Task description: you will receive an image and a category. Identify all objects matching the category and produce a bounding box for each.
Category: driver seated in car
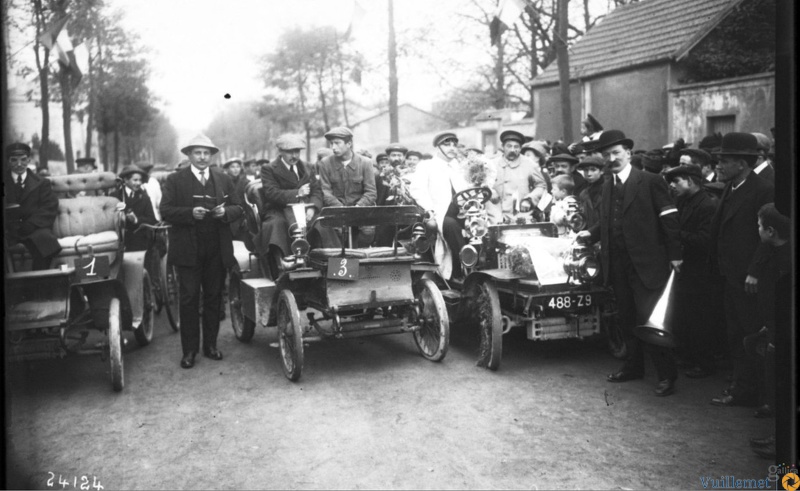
[486,130,547,224]
[257,134,323,276]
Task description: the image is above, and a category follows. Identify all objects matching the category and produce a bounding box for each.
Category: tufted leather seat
[49,172,118,199]
[308,246,413,261]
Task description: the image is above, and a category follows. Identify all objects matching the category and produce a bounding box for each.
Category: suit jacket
[578,178,604,230]
[160,166,243,268]
[110,186,158,251]
[675,189,717,272]
[588,165,682,289]
[753,161,775,184]
[709,171,774,284]
[261,157,323,217]
[4,170,61,257]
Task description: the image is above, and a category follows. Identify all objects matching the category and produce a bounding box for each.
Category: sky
[109,0,464,142]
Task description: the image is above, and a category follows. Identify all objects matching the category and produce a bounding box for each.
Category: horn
[634,270,678,348]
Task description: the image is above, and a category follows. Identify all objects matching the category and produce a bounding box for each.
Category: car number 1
[547,294,592,309]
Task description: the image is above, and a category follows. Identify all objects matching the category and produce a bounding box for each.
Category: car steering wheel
[453,187,492,208]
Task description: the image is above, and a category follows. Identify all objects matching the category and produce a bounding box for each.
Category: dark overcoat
[160,166,242,268]
[110,186,157,251]
[3,170,61,258]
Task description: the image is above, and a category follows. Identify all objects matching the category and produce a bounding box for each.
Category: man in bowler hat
[4,142,61,270]
[577,130,682,396]
[160,135,243,368]
[708,132,774,406]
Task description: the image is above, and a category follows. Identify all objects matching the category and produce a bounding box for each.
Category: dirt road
[6,311,773,490]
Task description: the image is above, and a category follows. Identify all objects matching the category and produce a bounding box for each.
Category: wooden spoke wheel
[229,270,256,343]
[108,298,124,392]
[133,270,155,346]
[413,278,450,362]
[277,290,304,381]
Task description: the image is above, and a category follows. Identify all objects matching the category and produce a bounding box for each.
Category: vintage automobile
[227,181,449,381]
[4,172,157,391]
[438,187,621,370]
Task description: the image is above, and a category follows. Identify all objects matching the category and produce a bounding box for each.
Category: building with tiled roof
[530,0,775,151]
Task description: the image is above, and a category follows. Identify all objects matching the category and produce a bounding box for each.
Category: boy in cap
[111,164,158,251]
[4,142,61,270]
[258,134,323,279]
[663,164,723,379]
[576,155,605,230]
[161,135,243,368]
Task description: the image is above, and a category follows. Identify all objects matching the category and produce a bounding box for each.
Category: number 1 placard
[326,257,359,281]
[73,255,111,280]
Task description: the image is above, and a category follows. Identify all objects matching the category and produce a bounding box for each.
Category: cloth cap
[6,142,32,157]
[376,153,389,163]
[406,150,423,159]
[385,143,408,155]
[499,130,525,145]
[276,134,306,151]
[432,132,458,147]
[76,157,97,168]
[181,134,219,156]
[577,155,605,170]
[664,163,702,181]
[324,127,353,141]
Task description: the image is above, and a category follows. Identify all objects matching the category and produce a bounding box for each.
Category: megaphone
[634,270,678,348]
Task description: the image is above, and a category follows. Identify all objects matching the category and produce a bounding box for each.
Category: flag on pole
[38,16,82,88]
[490,0,528,46]
[344,0,367,40]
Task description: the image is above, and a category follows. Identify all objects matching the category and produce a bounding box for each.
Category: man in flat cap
[257,134,323,279]
[316,126,377,247]
[708,132,773,407]
[487,129,547,223]
[408,131,471,279]
[110,164,158,251]
[663,164,723,379]
[576,130,682,396]
[548,153,587,197]
[160,134,243,369]
[4,142,61,270]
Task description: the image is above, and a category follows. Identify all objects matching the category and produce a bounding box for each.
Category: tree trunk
[113,129,120,172]
[494,37,505,109]
[556,0,573,143]
[583,0,591,32]
[32,0,50,170]
[60,68,75,173]
[387,0,399,142]
[333,33,350,127]
[316,67,330,131]
[85,41,94,159]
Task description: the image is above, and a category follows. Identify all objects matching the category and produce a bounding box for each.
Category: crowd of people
[3,112,788,459]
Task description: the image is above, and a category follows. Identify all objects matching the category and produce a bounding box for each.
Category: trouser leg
[178,264,202,355]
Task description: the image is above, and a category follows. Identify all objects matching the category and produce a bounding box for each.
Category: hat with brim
[324,127,353,141]
[664,164,702,181]
[433,132,458,147]
[6,142,32,156]
[243,159,257,167]
[406,150,423,159]
[499,130,525,145]
[679,148,712,166]
[376,153,389,163]
[577,155,605,170]
[276,134,306,151]
[385,143,408,155]
[223,159,243,169]
[546,153,579,166]
[595,130,634,153]
[521,140,549,158]
[76,157,97,169]
[583,113,603,133]
[181,134,219,156]
[712,132,760,157]
[119,164,147,180]
[255,159,270,166]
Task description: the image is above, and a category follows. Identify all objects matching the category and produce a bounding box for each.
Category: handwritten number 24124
[46,472,103,490]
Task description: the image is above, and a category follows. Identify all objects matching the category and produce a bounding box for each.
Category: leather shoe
[607,369,644,383]
[710,394,758,407]
[749,435,775,448]
[654,379,676,397]
[203,346,223,360]
[180,352,197,369]
[753,404,773,418]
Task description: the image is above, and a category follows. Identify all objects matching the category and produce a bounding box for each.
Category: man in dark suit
[160,135,243,369]
[4,142,61,270]
[257,134,323,279]
[577,130,682,396]
[110,164,157,252]
[663,164,722,379]
[708,132,774,407]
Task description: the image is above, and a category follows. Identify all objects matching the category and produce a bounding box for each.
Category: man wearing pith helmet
[487,129,547,223]
[576,129,682,397]
[257,134,323,279]
[408,131,471,279]
[160,134,243,369]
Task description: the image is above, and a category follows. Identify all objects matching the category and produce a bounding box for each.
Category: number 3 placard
[327,257,359,281]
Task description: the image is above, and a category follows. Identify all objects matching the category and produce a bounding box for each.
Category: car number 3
[548,294,591,309]
[337,259,347,277]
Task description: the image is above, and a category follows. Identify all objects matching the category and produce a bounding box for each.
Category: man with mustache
[487,130,547,223]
